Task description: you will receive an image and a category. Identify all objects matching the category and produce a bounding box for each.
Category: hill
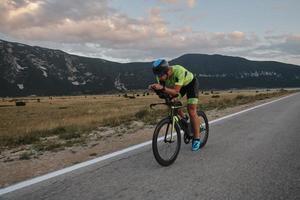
[1,39,300,97]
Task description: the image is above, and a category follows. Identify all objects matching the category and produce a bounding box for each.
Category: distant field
[0,89,295,149]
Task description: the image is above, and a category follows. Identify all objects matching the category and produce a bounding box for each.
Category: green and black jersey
[156,65,194,87]
[156,65,199,104]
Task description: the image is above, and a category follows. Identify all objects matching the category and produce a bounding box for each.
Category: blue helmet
[152,59,169,76]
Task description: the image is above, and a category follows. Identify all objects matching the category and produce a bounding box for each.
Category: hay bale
[16,101,26,106]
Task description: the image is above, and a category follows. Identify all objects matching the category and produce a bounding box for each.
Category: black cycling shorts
[179,77,199,104]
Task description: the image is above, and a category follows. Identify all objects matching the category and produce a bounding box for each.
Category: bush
[43,142,63,152]
[211,95,220,98]
[58,106,68,109]
[102,115,132,127]
[135,109,150,119]
[134,108,166,125]
[59,131,81,140]
[19,152,31,160]
[235,95,245,100]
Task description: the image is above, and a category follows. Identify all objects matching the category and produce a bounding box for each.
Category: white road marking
[209,93,297,124]
[0,92,298,195]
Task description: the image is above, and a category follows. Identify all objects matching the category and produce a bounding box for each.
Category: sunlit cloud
[187,0,196,8]
[8,1,41,18]
[0,0,299,64]
[159,0,196,8]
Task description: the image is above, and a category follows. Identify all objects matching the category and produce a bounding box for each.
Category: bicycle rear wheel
[198,110,209,148]
[152,117,181,166]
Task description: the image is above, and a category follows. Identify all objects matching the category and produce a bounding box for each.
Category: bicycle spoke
[156,122,179,162]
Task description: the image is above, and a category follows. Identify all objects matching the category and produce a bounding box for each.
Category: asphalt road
[2,93,300,200]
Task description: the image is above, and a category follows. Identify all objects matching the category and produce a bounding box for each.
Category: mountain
[170,54,300,89]
[1,39,300,97]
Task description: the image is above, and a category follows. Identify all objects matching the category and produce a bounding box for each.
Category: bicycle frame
[151,101,185,143]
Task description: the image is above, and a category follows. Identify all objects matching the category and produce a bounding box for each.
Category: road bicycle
[150,90,209,166]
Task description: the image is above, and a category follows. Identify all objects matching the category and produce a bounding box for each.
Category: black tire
[197,111,209,148]
[152,117,181,166]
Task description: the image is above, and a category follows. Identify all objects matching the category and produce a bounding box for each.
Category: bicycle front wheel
[152,117,181,166]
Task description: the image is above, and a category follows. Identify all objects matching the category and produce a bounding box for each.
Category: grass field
[0,89,295,150]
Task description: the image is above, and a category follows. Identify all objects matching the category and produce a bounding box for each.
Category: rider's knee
[188,108,197,118]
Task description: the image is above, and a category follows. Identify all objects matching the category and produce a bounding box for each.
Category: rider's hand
[148,84,154,90]
[149,84,163,91]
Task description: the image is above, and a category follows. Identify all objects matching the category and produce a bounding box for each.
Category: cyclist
[149,59,201,151]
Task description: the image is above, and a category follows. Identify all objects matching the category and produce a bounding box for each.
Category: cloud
[0,0,112,30]
[276,35,300,55]
[227,34,300,65]
[160,0,179,3]
[186,0,196,8]
[1,0,299,65]
[0,1,257,48]
[159,0,196,8]
[262,34,300,55]
[0,1,259,61]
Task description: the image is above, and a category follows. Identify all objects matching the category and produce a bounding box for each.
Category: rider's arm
[149,83,180,97]
[163,85,181,97]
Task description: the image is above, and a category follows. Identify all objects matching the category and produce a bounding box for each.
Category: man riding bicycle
[149,59,202,151]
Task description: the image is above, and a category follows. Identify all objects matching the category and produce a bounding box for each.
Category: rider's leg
[187,103,200,139]
[177,88,186,119]
[184,77,201,151]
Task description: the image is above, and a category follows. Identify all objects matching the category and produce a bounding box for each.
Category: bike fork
[164,116,178,143]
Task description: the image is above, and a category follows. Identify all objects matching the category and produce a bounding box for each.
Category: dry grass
[0,89,295,149]
[0,94,159,148]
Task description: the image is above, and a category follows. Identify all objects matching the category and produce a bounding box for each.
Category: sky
[0,0,300,65]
